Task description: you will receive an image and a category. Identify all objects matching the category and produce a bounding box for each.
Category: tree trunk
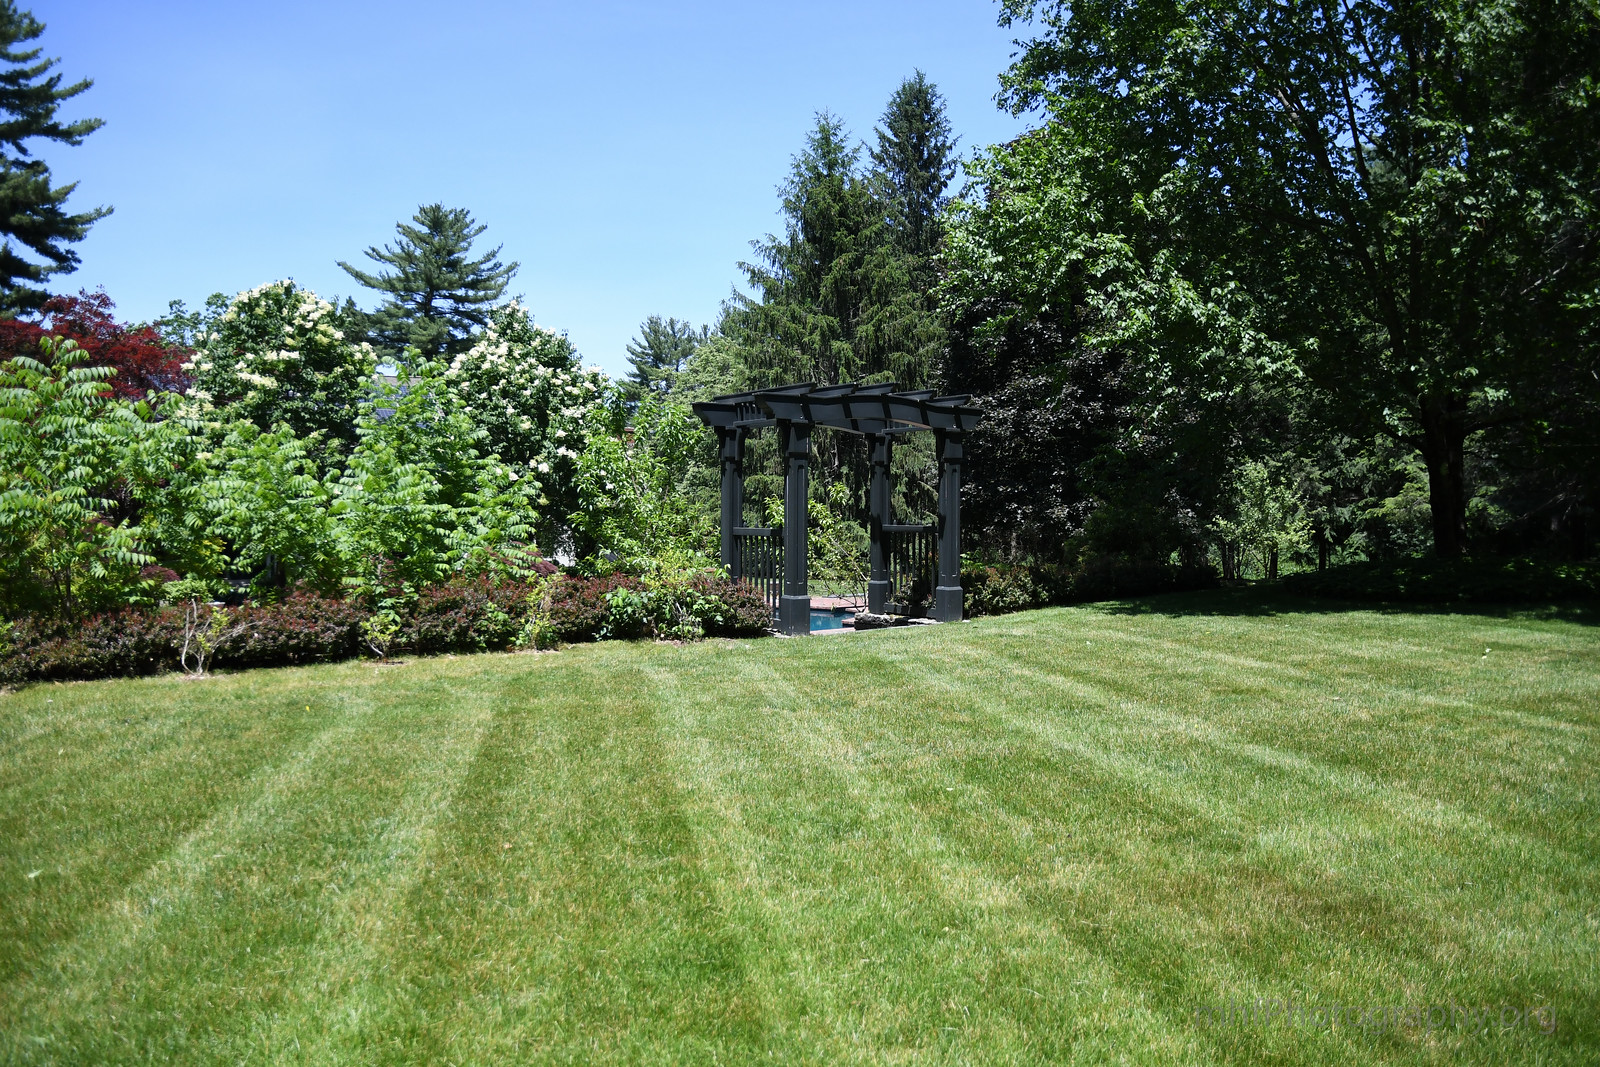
[1419,392,1469,558]
[1563,504,1589,561]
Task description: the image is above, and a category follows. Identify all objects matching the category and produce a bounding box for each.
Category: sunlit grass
[2,590,1595,1065]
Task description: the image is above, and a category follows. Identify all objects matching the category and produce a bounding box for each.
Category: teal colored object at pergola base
[810,608,854,632]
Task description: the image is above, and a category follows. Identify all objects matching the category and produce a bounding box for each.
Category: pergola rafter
[693,382,981,635]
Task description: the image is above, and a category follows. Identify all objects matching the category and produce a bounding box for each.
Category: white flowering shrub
[446,301,612,541]
[184,281,373,455]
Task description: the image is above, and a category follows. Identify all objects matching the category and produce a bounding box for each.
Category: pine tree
[0,1,109,316]
[869,71,957,264]
[338,204,517,359]
[622,315,705,405]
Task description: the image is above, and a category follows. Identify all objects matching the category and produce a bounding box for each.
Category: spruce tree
[869,71,957,263]
[622,315,705,405]
[339,204,517,359]
[733,113,888,387]
[729,109,948,391]
[0,1,109,316]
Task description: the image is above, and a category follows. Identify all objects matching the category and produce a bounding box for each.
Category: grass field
[2,590,1596,1065]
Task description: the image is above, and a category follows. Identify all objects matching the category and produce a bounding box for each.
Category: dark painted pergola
[692,383,981,636]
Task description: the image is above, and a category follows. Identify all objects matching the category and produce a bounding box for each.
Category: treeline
[633,4,1599,582]
[2,0,1597,650]
[939,0,1599,574]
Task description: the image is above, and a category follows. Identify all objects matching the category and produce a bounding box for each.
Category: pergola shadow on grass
[693,383,982,635]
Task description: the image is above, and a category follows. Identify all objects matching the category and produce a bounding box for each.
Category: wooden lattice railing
[884,523,936,614]
[734,527,782,612]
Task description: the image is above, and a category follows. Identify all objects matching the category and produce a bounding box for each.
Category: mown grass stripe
[367,647,766,1065]
[639,639,1200,1064]
[0,673,337,992]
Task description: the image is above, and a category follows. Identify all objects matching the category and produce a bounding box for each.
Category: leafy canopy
[0,290,190,399]
[571,397,714,573]
[981,0,1600,557]
[0,339,151,619]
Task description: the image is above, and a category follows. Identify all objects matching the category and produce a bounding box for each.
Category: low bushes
[405,579,538,654]
[963,563,1043,617]
[688,573,772,637]
[534,572,771,644]
[539,573,647,643]
[0,608,185,684]
[1,570,773,688]
[0,592,368,686]
[219,593,369,668]
[958,552,1598,619]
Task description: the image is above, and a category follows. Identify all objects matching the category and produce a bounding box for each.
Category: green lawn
[2,591,1596,1065]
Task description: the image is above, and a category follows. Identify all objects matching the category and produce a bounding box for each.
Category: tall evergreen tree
[623,315,705,405]
[729,112,934,389]
[870,71,957,264]
[339,204,517,359]
[0,1,109,316]
[727,110,952,517]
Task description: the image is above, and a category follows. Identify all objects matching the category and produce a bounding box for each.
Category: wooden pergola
[692,383,982,635]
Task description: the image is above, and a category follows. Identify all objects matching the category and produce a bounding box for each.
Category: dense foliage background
[0,1,1594,683]
[943,0,1599,574]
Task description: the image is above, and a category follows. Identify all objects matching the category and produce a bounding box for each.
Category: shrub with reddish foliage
[404,578,538,654]
[214,592,367,669]
[0,290,190,399]
[0,592,366,685]
[0,571,770,687]
[540,574,646,643]
[689,573,773,636]
[0,608,185,684]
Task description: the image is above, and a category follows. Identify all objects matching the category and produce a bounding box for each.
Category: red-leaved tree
[0,289,191,399]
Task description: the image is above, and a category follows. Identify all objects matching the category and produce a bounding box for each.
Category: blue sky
[30,1,1032,377]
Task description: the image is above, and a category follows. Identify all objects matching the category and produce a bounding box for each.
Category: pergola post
[778,421,811,635]
[716,426,745,578]
[867,433,892,613]
[933,430,965,622]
